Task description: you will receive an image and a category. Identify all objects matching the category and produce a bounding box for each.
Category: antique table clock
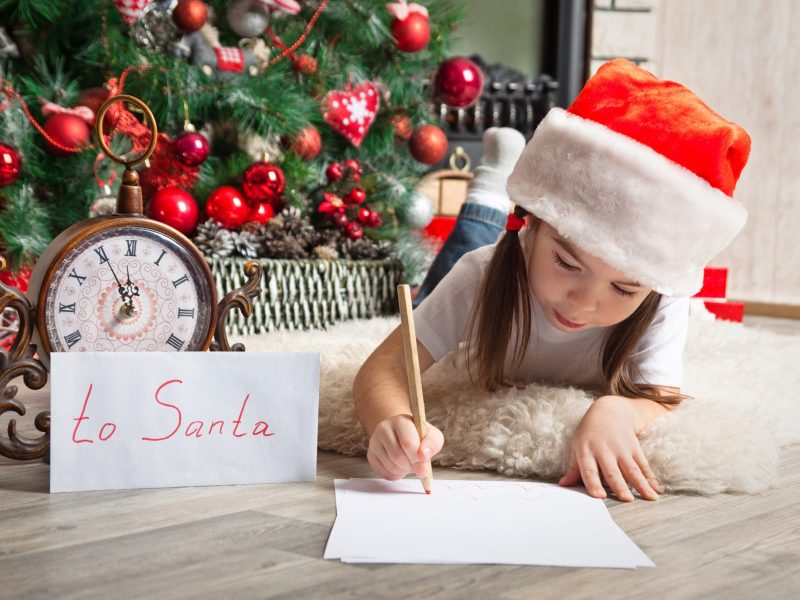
[0,95,262,461]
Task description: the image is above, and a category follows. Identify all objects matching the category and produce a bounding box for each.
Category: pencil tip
[426,490,431,495]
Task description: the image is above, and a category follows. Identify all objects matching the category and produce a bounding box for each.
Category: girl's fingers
[368,447,401,480]
[619,457,659,501]
[576,453,607,499]
[419,425,444,460]
[558,451,581,486]
[596,453,634,502]
[633,451,665,494]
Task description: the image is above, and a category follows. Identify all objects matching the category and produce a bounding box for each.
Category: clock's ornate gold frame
[0,95,263,462]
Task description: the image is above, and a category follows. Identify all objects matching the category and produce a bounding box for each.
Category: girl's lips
[554,309,584,329]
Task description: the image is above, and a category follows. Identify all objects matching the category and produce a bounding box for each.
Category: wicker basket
[210,256,405,335]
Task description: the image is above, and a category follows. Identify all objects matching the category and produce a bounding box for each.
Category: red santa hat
[506,59,751,296]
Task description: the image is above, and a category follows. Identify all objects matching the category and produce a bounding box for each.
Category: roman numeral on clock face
[172,274,189,288]
[166,334,185,351]
[94,246,110,264]
[68,268,86,286]
[125,240,138,256]
[59,302,76,313]
[178,308,195,318]
[154,250,167,266]
[64,330,82,348]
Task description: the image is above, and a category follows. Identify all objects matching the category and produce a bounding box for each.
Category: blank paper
[325,478,654,568]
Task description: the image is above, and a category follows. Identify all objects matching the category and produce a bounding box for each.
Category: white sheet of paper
[325,479,654,568]
[50,352,319,493]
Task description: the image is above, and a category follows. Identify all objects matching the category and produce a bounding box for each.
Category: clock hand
[119,265,140,316]
[107,261,124,294]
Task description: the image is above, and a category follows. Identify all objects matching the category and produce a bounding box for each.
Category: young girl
[353,59,751,502]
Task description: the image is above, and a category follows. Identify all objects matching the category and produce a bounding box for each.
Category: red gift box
[423,216,457,251]
[703,300,745,323]
[694,266,728,299]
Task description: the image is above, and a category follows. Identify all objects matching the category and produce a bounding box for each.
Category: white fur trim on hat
[506,108,748,296]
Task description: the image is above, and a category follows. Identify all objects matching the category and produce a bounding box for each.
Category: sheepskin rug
[235,317,800,495]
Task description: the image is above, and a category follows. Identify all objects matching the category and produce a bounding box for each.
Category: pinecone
[193,219,235,258]
[313,244,339,260]
[232,230,260,259]
[261,207,318,259]
[337,237,394,260]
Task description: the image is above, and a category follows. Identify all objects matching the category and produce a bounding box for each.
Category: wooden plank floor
[1,315,799,599]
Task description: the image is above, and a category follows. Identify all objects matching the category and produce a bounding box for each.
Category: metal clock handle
[94,95,158,216]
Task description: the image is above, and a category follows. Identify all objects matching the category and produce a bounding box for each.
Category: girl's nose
[567,284,598,313]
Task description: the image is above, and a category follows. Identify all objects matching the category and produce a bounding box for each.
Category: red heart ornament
[322,82,380,148]
[113,0,152,27]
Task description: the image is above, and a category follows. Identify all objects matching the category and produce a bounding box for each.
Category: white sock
[465,127,527,214]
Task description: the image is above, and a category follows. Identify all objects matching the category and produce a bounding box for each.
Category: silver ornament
[404,192,435,229]
[227,0,270,38]
[131,0,182,53]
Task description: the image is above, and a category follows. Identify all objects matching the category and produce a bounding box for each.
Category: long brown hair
[465,212,683,405]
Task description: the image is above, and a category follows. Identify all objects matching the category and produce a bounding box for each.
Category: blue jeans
[414,203,506,306]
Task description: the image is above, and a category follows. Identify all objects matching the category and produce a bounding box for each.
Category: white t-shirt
[413,230,689,390]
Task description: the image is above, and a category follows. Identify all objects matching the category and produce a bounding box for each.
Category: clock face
[40,225,214,353]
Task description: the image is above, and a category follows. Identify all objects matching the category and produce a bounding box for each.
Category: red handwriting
[141,379,183,442]
[70,379,277,444]
[72,384,118,443]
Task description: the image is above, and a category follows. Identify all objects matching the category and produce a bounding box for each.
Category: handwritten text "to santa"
[71,379,276,444]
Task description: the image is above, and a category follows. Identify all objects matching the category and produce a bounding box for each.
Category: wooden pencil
[397,284,433,494]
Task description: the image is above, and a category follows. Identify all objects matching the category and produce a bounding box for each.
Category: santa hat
[506,59,751,297]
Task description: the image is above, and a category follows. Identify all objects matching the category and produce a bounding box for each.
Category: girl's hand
[367,415,444,481]
[558,396,665,501]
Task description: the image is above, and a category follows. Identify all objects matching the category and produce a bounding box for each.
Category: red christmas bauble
[331,211,349,228]
[293,54,318,76]
[286,126,322,160]
[343,158,361,179]
[391,12,430,52]
[434,56,484,109]
[0,143,22,187]
[249,202,275,225]
[174,131,210,167]
[146,187,199,235]
[356,206,371,224]
[205,186,250,229]
[345,221,363,240]
[242,162,286,204]
[391,113,412,141]
[366,210,383,228]
[326,162,344,182]
[172,0,208,33]
[345,186,366,205]
[409,124,448,165]
[43,114,91,155]
[77,87,110,116]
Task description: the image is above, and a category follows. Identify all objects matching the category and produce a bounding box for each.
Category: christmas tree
[0,0,468,280]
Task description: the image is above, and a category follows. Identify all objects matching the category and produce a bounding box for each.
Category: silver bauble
[227,0,270,38]
[404,192,435,229]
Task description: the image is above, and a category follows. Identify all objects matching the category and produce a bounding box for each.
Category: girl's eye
[552,252,579,272]
[612,285,638,299]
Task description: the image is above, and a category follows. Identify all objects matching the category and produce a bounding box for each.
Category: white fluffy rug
[235,317,800,495]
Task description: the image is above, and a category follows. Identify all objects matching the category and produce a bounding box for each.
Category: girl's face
[529,221,652,332]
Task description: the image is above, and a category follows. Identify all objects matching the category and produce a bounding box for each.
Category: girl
[353,59,751,502]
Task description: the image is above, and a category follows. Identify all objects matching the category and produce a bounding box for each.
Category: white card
[50,352,320,493]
